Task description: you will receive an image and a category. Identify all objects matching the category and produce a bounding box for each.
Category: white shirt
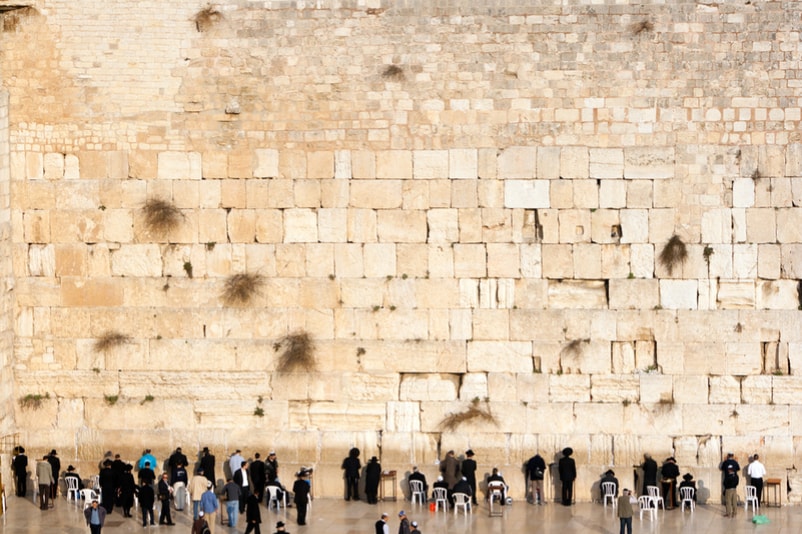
[229,453,245,477]
[747,460,766,479]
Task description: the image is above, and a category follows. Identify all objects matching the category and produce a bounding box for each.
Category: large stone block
[589,148,623,179]
[413,150,448,179]
[376,151,412,179]
[624,147,674,179]
[450,148,477,179]
[590,375,639,403]
[503,180,550,208]
[560,147,589,179]
[548,280,606,309]
[467,341,533,372]
[498,146,536,178]
[609,279,659,310]
[399,374,459,401]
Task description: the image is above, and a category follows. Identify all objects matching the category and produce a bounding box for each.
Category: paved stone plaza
[2,495,802,534]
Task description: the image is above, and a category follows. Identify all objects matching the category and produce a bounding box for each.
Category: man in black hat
[47,449,61,499]
[273,520,288,534]
[461,450,477,505]
[12,446,28,497]
[558,447,576,506]
[65,464,84,491]
[200,447,216,486]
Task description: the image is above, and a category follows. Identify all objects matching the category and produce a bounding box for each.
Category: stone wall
[2,0,802,501]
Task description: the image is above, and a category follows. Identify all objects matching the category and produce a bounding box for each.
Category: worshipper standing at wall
[342,447,362,501]
[365,456,382,505]
[747,453,767,505]
[47,449,60,500]
[12,446,28,497]
[99,460,116,514]
[640,453,658,496]
[558,447,576,506]
[251,453,267,503]
[119,464,136,518]
[200,447,216,487]
[84,499,107,534]
[616,489,633,534]
[660,457,680,509]
[723,466,739,518]
[36,454,54,510]
[719,453,740,503]
[526,453,546,505]
[460,450,478,505]
[138,449,157,472]
[265,452,279,485]
[292,470,311,526]
[229,450,245,479]
[223,477,241,527]
[439,450,460,490]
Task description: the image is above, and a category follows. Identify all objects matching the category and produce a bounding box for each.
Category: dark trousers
[15,474,26,497]
[753,478,763,504]
[619,517,632,534]
[239,486,251,513]
[345,477,359,500]
[38,484,50,509]
[296,500,308,525]
[142,507,154,526]
[561,480,573,505]
[50,482,58,499]
[467,477,477,504]
[159,500,172,524]
[244,521,262,534]
[661,479,677,508]
[89,524,102,534]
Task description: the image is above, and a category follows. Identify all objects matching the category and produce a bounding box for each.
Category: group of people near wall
[11,445,311,534]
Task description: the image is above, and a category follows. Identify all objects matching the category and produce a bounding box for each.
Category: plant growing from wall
[19,392,50,410]
[438,398,497,432]
[93,331,132,353]
[658,235,688,275]
[143,198,183,235]
[222,272,265,305]
[183,261,194,278]
[274,331,316,372]
[382,65,405,81]
[104,395,119,406]
[194,6,222,32]
[630,19,654,35]
[703,245,714,267]
[140,395,154,405]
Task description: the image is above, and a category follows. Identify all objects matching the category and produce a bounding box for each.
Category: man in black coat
[234,461,253,514]
[250,453,267,503]
[168,447,189,481]
[12,446,28,497]
[526,453,546,504]
[460,450,477,505]
[244,493,262,534]
[200,447,216,486]
[365,456,382,504]
[341,447,361,501]
[99,460,116,514]
[292,471,311,526]
[136,479,156,526]
[660,457,680,509]
[158,472,175,525]
[641,453,658,496]
[408,466,428,502]
[558,447,576,506]
[47,449,61,499]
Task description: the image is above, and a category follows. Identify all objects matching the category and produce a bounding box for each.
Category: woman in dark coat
[243,493,262,534]
[341,447,361,501]
[364,456,382,505]
[119,464,136,518]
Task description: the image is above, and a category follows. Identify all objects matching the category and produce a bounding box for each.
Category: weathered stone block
[590,375,639,402]
[376,151,412,179]
[503,180,549,208]
[560,147,588,179]
[624,147,674,179]
[350,180,402,209]
[449,148,477,179]
[413,150,448,179]
[549,375,590,403]
[548,280,606,309]
[498,146,536,178]
[589,148,623,179]
[400,374,459,401]
[467,341,533,373]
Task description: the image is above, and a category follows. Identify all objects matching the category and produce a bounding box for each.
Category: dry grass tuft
[143,198,183,234]
[382,65,405,81]
[438,398,497,432]
[275,331,316,372]
[630,19,654,35]
[659,235,688,275]
[222,272,265,305]
[93,331,132,353]
[19,392,50,410]
[194,6,222,32]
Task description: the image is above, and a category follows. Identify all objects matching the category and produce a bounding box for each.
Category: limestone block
[377,210,427,243]
[449,149,477,179]
[427,209,458,243]
[413,150,448,179]
[590,375,639,402]
[514,373,550,404]
[282,209,317,243]
[746,208,776,243]
[472,309,509,340]
[624,147,674,179]
[548,280,606,309]
[400,374,459,401]
[459,373,488,401]
[487,243,520,278]
[316,208,346,243]
[708,376,740,404]
[590,210,620,244]
[50,210,104,243]
[599,181,626,209]
[485,372,516,402]
[716,280,754,309]
[339,278,383,308]
[550,180,572,209]
[780,244,802,278]
[503,180,549,208]
[659,280,697,310]
[519,244,542,279]
[757,244,780,279]
[294,180,321,208]
[498,146,536,178]
[305,151,333,179]
[536,146,560,179]
[333,150,351,180]
[629,244,654,278]
[772,376,802,404]
[741,375,772,404]
[681,404,734,436]
[350,180,402,209]
[457,208,481,243]
[452,180,478,208]
[756,280,798,309]
[291,401,386,431]
[700,208,730,244]
[23,210,49,244]
[351,151,375,179]
[725,342,761,375]
[347,209,377,244]
[619,209,648,243]
[786,144,802,177]
[628,181,654,209]
[560,339,611,375]
[413,278,458,309]
[478,180,504,208]
[732,178,755,208]
[107,244,162,277]
[612,342,636,374]
[558,209,591,243]
[428,244,453,278]
[453,244,486,278]
[560,147,589,179]
[252,148,279,178]
[734,405,790,437]
[43,152,64,180]
[572,244,601,279]
[776,208,802,243]
[361,243,394,278]
[609,279,659,310]
[376,151,412,179]
[732,244,757,278]
[28,244,55,277]
[639,374,672,404]
[541,244,573,279]
[359,340,466,373]
[589,148,623,179]
[671,374,708,404]
[467,341,533,373]
[574,404,624,435]
[386,402,421,432]
[537,209,559,243]
[549,375,590,403]
[375,309,428,340]
[278,151,307,180]
[157,151,201,180]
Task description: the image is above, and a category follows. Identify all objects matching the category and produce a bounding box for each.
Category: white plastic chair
[267,485,286,510]
[409,480,425,504]
[646,485,665,510]
[433,487,448,512]
[488,482,505,516]
[602,482,617,508]
[79,489,100,510]
[679,486,695,512]
[453,492,471,515]
[745,485,759,514]
[638,495,655,520]
[65,477,80,501]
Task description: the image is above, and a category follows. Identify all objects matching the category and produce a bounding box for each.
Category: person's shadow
[697,480,710,504]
